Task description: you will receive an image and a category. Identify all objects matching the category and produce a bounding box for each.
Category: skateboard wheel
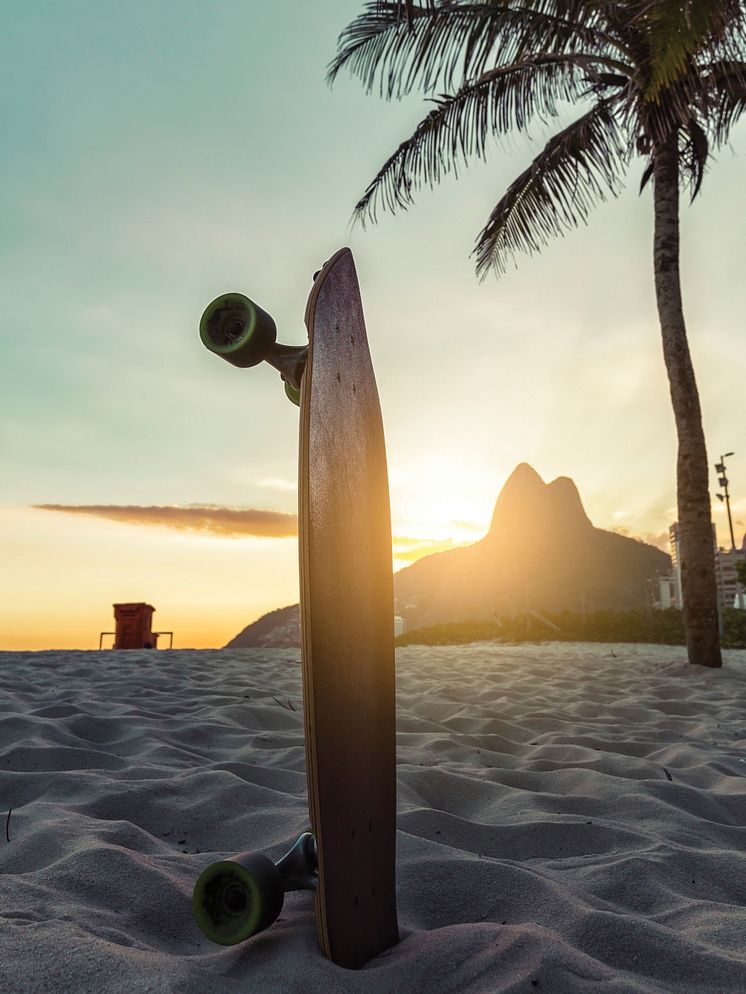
[200,293,277,368]
[192,852,284,945]
[284,380,301,407]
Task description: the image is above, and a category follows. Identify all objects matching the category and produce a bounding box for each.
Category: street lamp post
[714,452,736,552]
[714,452,745,613]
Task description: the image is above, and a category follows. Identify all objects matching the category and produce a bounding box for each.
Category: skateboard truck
[199,291,308,404]
[192,832,318,945]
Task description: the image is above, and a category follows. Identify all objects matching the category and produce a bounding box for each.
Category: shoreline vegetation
[395,608,746,650]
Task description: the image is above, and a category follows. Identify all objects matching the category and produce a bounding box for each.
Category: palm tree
[329,0,746,667]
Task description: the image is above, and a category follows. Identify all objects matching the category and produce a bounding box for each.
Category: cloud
[34,506,481,560]
[609,526,670,552]
[34,504,297,538]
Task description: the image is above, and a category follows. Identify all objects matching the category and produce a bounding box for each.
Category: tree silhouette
[330,0,746,666]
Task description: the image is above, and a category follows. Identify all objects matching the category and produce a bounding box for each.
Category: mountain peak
[545,475,591,526]
[505,462,546,490]
[488,464,591,538]
[488,464,545,529]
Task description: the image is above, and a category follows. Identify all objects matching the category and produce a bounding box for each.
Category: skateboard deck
[192,248,398,969]
[299,248,399,968]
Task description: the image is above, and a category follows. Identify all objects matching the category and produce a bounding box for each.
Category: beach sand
[1,642,745,993]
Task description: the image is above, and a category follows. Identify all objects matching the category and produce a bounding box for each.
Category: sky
[1,1,744,650]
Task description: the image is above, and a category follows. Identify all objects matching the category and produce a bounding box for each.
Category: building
[668,523,746,610]
[653,574,679,610]
[716,543,746,610]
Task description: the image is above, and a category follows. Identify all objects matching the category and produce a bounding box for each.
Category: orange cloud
[34,504,297,538]
[33,506,482,559]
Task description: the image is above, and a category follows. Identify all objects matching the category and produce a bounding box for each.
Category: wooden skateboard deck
[299,248,399,968]
[192,247,398,970]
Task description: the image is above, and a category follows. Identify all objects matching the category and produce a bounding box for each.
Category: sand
[1,642,745,993]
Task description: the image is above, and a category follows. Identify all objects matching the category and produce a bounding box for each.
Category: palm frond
[335,0,744,283]
[703,58,746,140]
[637,61,711,147]
[473,99,629,277]
[634,0,746,97]
[376,0,432,22]
[328,0,613,98]
[679,116,709,199]
[351,55,615,224]
[639,156,655,192]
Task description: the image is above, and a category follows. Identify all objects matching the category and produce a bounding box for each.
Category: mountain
[225,464,671,646]
[394,463,671,629]
[225,604,300,649]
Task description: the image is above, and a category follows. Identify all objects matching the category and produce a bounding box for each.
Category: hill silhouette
[225,604,300,649]
[225,464,671,647]
[395,464,670,629]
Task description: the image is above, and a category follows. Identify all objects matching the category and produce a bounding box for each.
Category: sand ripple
[1,642,745,992]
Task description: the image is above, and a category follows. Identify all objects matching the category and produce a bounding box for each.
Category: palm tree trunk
[652,133,721,667]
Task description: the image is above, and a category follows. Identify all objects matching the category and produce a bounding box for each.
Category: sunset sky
[2,1,744,650]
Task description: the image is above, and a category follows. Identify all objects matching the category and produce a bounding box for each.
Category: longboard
[192,248,399,969]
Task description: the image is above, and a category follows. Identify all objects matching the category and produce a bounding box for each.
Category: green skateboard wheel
[284,380,301,407]
[200,293,277,368]
[192,852,284,945]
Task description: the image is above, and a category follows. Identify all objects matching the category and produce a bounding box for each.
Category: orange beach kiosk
[99,602,173,649]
